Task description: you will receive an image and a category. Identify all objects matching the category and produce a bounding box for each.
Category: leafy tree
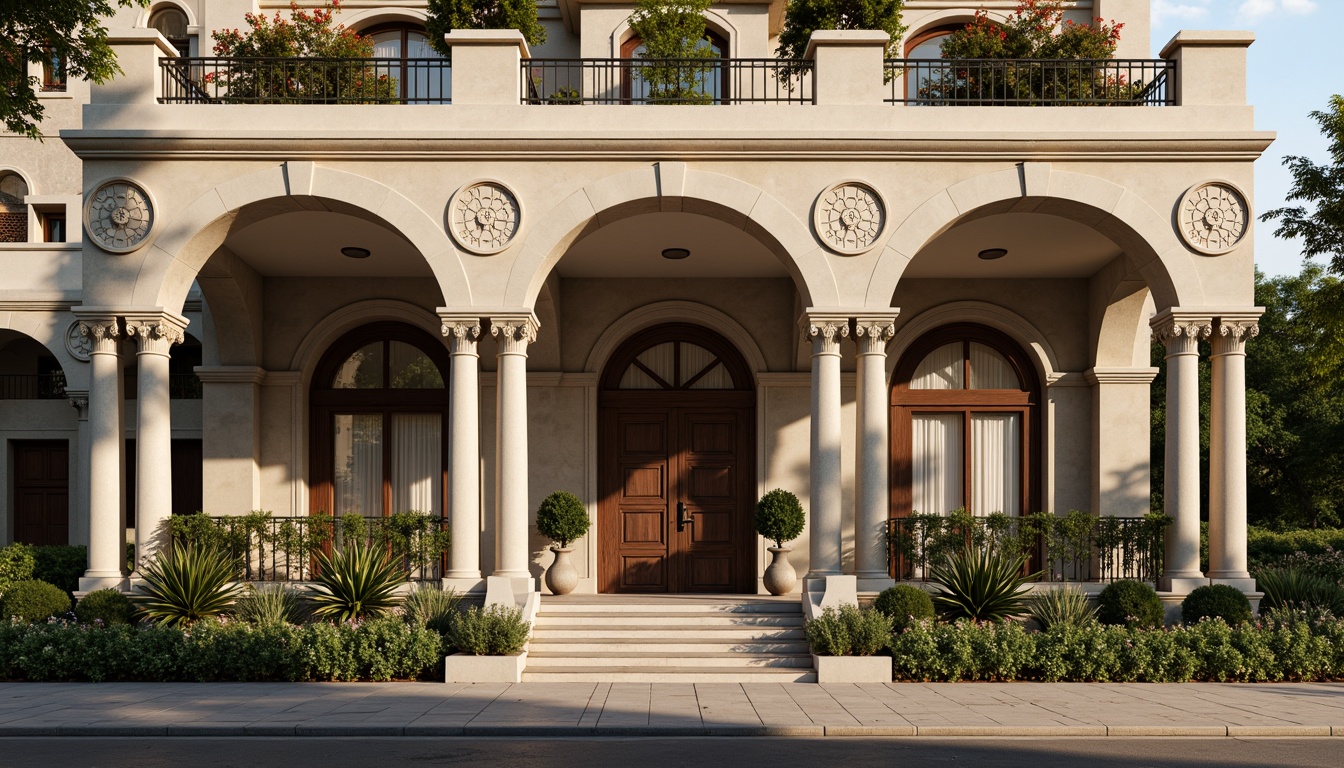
[776,0,907,61]
[0,0,150,139]
[206,1,398,104]
[425,0,548,58]
[627,0,719,104]
[1261,95,1344,274]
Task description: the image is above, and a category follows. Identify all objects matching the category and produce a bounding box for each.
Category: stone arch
[343,7,430,31]
[886,301,1062,392]
[0,313,87,392]
[137,0,197,29]
[585,300,770,378]
[899,10,987,53]
[123,163,471,313]
[1093,263,1158,370]
[289,299,446,391]
[609,11,740,57]
[503,165,839,309]
[865,166,1202,311]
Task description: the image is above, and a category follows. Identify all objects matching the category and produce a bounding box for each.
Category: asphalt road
[0,737,1339,768]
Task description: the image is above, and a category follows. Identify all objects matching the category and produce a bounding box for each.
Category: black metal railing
[0,372,67,400]
[524,58,814,105]
[169,374,203,399]
[169,512,451,581]
[159,57,451,104]
[884,58,1174,106]
[887,512,1168,585]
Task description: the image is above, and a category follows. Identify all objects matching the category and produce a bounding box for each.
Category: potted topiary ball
[754,489,806,595]
[535,491,590,595]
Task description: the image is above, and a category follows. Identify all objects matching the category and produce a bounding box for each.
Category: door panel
[677,410,746,593]
[12,440,69,546]
[605,410,673,592]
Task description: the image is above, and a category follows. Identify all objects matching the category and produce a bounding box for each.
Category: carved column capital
[801,312,849,356]
[76,316,122,355]
[1150,311,1212,356]
[68,394,89,417]
[440,316,483,355]
[123,312,188,355]
[1212,317,1260,356]
[490,314,539,355]
[853,313,898,356]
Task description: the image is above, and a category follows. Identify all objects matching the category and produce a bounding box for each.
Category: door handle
[676,501,692,532]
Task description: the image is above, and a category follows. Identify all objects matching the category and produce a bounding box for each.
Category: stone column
[802,313,848,584]
[853,314,897,588]
[442,316,484,589]
[76,315,125,591]
[125,313,186,573]
[490,314,538,584]
[1208,315,1261,589]
[66,393,92,549]
[1152,312,1211,593]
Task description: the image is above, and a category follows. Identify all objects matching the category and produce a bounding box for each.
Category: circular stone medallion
[1178,182,1248,255]
[85,180,154,253]
[450,181,521,255]
[814,182,885,255]
[65,321,92,363]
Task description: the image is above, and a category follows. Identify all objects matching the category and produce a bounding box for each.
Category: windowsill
[37,89,72,100]
[0,242,81,251]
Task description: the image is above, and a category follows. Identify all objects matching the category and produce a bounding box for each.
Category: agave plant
[308,542,407,622]
[234,583,308,625]
[1031,584,1098,630]
[134,544,245,627]
[401,583,462,634]
[1256,568,1344,614]
[929,546,1039,622]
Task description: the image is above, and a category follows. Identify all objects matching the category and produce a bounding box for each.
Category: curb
[1,724,1342,738]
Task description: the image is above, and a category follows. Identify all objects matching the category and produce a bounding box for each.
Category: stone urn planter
[544,546,578,595]
[763,546,797,595]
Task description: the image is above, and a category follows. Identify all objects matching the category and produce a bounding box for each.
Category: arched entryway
[309,322,450,518]
[598,323,756,593]
[891,323,1041,519]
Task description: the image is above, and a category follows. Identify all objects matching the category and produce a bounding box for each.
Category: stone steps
[523,595,815,683]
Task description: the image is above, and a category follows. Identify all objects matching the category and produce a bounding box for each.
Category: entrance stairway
[523,594,816,683]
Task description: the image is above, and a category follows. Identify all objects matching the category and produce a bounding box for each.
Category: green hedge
[0,617,445,683]
[1249,527,1344,563]
[890,617,1344,683]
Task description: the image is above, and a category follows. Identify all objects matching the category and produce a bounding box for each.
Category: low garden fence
[169,512,450,581]
[887,511,1169,585]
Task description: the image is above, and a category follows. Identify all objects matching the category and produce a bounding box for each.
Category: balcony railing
[0,373,67,400]
[523,58,814,105]
[169,513,451,582]
[885,58,1174,106]
[159,57,451,104]
[887,513,1169,585]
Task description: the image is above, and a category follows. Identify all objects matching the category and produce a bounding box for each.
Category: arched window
[0,173,29,243]
[310,322,449,518]
[904,24,963,58]
[620,29,729,104]
[149,6,191,57]
[891,324,1039,518]
[363,23,448,104]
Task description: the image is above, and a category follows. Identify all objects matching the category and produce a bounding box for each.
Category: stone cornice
[1086,367,1161,386]
[194,366,266,385]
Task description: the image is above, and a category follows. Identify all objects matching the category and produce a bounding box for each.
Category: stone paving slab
[0,682,1342,737]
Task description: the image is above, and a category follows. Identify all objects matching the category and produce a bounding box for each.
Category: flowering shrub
[938,0,1122,60]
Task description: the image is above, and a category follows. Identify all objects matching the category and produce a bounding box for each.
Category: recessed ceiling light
[661,247,691,260]
[977,248,1008,261]
[341,246,371,259]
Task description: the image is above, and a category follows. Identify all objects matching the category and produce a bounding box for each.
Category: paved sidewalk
[1,682,1342,738]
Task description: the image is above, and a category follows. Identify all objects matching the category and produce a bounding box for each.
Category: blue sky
[1150,0,1340,277]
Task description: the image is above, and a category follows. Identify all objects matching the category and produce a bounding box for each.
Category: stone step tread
[522,668,818,683]
[539,602,801,614]
[528,651,812,659]
[534,613,803,624]
[532,629,806,639]
[527,642,811,654]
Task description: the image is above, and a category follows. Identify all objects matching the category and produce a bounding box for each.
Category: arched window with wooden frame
[363,22,448,104]
[149,5,192,57]
[890,323,1040,520]
[310,322,450,519]
[620,28,729,104]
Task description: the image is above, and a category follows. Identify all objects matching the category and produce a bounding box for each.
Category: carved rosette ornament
[65,320,92,362]
[814,182,885,255]
[85,180,154,253]
[450,182,521,255]
[1178,182,1248,255]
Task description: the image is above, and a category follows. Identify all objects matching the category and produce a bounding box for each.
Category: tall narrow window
[0,173,29,243]
[364,24,448,103]
[892,324,1038,518]
[41,48,66,92]
[311,323,449,518]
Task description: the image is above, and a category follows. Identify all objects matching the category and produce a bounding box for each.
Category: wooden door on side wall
[597,324,756,594]
[12,440,69,545]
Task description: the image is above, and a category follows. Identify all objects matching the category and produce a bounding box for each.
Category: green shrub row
[0,617,445,683]
[0,544,87,596]
[890,615,1344,683]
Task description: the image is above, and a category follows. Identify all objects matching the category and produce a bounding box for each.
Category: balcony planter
[445,651,527,683]
[812,654,891,683]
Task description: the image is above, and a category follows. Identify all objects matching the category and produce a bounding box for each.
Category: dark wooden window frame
[890,323,1041,520]
[903,23,964,57]
[619,30,730,105]
[361,22,439,104]
[309,322,451,518]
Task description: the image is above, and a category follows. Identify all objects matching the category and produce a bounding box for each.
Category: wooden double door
[599,397,755,593]
[12,440,69,545]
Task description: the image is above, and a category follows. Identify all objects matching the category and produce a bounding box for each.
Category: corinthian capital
[853,313,899,356]
[76,316,121,355]
[801,312,850,355]
[1213,314,1263,355]
[439,315,482,354]
[490,314,539,355]
[124,314,188,354]
[1150,311,1212,355]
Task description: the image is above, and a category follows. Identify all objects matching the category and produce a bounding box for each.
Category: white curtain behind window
[912,413,963,515]
[911,342,964,390]
[969,343,1019,389]
[335,414,382,516]
[392,413,442,515]
[971,413,1020,515]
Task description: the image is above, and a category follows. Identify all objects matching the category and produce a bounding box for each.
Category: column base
[78,574,127,594]
[1208,576,1258,593]
[485,575,536,608]
[856,575,897,593]
[441,576,486,594]
[1160,574,1210,594]
[802,574,857,619]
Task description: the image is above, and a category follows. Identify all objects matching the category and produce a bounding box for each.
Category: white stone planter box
[445,652,527,683]
[812,654,891,683]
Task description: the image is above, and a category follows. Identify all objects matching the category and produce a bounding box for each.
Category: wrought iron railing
[0,372,67,400]
[884,58,1174,106]
[159,57,451,104]
[523,58,814,105]
[887,512,1168,585]
[169,374,203,399]
[169,512,451,581]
